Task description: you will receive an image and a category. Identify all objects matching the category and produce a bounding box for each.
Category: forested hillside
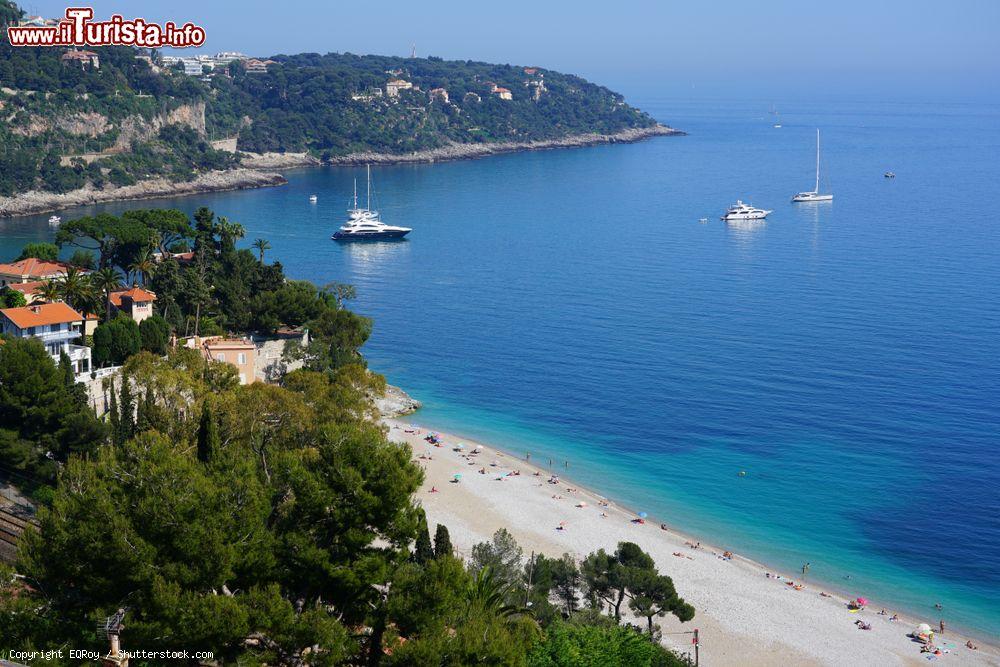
[0,0,658,197]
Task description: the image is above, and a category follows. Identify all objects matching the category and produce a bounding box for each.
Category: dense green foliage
[0,337,105,490]
[0,1,656,195]
[92,315,141,366]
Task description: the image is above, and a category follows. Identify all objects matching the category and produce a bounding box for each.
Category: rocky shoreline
[323,124,683,166]
[0,169,287,218]
[375,384,422,418]
[0,125,680,218]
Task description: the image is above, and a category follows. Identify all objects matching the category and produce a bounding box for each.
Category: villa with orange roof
[108,286,156,323]
[182,335,257,385]
[0,302,92,376]
[0,258,78,288]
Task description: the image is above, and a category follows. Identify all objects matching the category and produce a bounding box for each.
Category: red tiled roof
[108,287,156,307]
[7,280,45,296]
[0,258,75,279]
[0,302,83,329]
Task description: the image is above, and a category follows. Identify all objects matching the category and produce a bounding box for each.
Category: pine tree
[434,524,452,559]
[197,402,219,463]
[414,514,434,564]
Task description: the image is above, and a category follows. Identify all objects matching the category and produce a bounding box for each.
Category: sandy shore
[386,418,999,667]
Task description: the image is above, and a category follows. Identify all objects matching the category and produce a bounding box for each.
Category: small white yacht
[48,215,61,225]
[721,200,771,221]
[309,194,318,203]
[792,129,833,202]
[332,166,411,241]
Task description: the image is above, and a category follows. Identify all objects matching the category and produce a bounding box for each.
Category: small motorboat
[48,215,61,225]
[309,194,318,202]
[884,172,895,179]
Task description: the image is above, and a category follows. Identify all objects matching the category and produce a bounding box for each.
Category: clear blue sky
[20,0,1000,101]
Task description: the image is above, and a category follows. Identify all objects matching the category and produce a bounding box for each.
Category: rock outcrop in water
[376,385,422,418]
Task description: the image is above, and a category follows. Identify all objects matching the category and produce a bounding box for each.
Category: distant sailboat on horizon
[792,129,833,202]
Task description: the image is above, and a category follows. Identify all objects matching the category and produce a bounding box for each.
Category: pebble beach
[388,419,1000,667]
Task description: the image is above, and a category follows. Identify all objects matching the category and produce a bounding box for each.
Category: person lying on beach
[533,471,541,476]
[599,499,609,507]
[479,468,486,474]
[722,551,733,559]
[890,614,898,621]
[430,486,439,493]
[820,592,831,597]
[966,640,978,650]
[601,512,608,518]
[878,609,887,615]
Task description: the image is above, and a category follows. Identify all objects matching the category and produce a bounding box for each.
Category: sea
[3,98,999,639]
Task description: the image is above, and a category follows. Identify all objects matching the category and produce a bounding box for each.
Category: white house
[0,302,92,377]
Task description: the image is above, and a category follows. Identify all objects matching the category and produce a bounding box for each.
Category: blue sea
[4,98,999,639]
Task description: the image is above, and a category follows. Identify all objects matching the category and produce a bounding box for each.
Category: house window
[216,353,225,362]
[237,353,246,365]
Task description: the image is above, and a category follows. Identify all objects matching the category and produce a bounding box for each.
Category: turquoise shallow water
[4,98,999,638]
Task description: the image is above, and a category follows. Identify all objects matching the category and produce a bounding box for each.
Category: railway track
[0,506,35,564]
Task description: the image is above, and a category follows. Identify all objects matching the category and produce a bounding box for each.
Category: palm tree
[465,567,531,624]
[36,280,61,304]
[91,267,121,322]
[57,266,89,310]
[251,238,271,263]
[130,248,156,285]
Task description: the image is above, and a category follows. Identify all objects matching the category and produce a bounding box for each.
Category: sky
[17,0,1000,102]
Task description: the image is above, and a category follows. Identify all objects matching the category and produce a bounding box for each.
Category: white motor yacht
[48,215,61,225]
[792,129,833,202]
[332,166,411,240]
[721,200,771,221]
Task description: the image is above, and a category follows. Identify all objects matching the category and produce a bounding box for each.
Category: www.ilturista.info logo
[7,7,206,47]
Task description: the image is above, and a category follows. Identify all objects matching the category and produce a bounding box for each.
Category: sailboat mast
[353,178,358,209]
[366,164,371,210]
[815,129,821,193]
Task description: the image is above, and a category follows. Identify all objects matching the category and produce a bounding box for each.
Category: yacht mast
[353,178,358,210]
[815,129,821,194]
[366,164,371,211]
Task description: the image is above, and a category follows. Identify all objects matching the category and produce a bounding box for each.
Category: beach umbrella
[856,597,869,607]
[638,512,648,519]
[916,623,932,635]
[453,473,462,481]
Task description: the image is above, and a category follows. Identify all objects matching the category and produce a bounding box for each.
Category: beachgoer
[934,603,943,610]
[890,614,898,621]
[802,562,810,575]
[939,620,945,633]
[430,486,438,493]
[966,640,977,650]
[660,523,668,530]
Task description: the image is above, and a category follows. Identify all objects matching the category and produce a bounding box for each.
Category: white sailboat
[792,129,833,202]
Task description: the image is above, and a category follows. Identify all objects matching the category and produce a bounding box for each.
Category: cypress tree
[118,378,135,443]
[137,385,156,433]
[59,351,74,387]
[414,515,434,564]
[107,380,120,446]
[433,524,452,559]
[197,402,219,463]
